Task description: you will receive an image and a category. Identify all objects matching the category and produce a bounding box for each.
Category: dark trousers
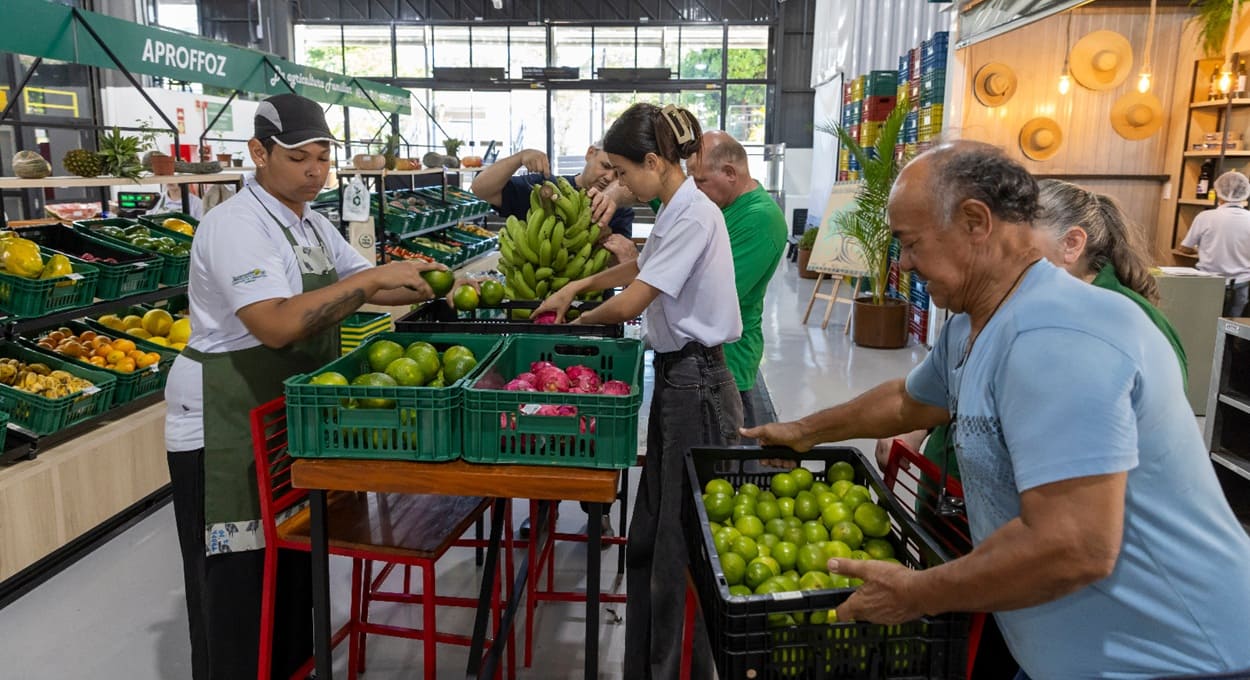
[625,344,744,680]
[168,449,313,680]
[740,389,756,429]
[1226,280,1249,318]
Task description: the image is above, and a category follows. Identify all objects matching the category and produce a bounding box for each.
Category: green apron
[185,189,341,551]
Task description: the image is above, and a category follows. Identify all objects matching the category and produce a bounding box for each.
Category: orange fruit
[93,336,111,348]
[88,356,105,366]
[105,350,126,364]
[128,350,146,361]
[136,352,160,369]
[79,330,96,342]
[114,358,135,373]
[113,339,136,354]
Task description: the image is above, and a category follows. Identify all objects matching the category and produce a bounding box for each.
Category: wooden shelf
[1178,198,1218,207]
[1184,150,1250,158]
[1190,98,1250,109]
[0,172,245,190]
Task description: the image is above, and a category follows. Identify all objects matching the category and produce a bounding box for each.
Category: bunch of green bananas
[496,178,611,301]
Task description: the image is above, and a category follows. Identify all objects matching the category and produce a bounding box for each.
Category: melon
[12,151,51,179]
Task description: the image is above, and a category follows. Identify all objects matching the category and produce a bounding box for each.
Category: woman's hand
[532,286,578,324]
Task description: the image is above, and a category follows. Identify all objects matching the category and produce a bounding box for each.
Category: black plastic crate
[395,299,624,338]
[683,446,969,680]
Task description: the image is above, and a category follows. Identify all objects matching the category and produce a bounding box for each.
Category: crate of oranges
[24,320,178,406]
[93,306,190,352]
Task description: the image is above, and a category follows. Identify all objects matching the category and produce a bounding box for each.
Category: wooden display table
[291,458,620,680]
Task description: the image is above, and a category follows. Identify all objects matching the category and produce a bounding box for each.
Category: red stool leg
[357,559,373,674]
[257,545,279,680]
[423,562,437,679]
[347,558,363,680]
[524,499,538,667]
[680,582,696,680]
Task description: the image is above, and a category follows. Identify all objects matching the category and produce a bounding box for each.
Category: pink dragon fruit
[565,365,602,393]
[533,311,558,325]
[535,366,571,392]
[516,371,538,386]
[530,360,558,374]
[601,380,631,396]
[504,379,538,392]
[557,405,578,416]
[579,416,598,435]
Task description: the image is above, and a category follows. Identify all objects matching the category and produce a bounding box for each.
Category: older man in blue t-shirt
[745,141,1250,679]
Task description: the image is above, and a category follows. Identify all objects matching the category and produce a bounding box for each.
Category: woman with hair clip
[875,179,1187,680]
[534,103,742,680]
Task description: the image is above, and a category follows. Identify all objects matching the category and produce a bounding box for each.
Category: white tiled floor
[0,258,929,679]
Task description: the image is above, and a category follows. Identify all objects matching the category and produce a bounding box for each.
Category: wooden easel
[802,271,861,332]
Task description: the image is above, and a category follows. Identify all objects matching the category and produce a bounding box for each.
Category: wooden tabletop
[291,458,621,504]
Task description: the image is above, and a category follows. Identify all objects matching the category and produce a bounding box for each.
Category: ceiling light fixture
[1059,11,1073,95]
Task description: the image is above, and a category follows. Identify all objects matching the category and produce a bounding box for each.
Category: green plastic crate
[284,332,504,461]
[19,223,162,300]
[73,218,193,286]
[137,211,198,232]
[340,312,392,355]
[463,335,644,469]
[24,320,179,406]
[0,250,99,318]
[0,342,117,435]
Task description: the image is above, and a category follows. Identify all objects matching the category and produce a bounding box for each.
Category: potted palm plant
[797,228,819,279]
[818,98,910,348]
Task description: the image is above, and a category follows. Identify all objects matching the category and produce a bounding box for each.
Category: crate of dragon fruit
[462,334,644,469]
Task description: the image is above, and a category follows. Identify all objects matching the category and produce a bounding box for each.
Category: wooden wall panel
[0,404,169,582]
[951,5,1192,260]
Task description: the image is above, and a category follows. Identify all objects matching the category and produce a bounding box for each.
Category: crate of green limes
[284,332,504,461]
[73,218,193,286]
[683,446,970,680]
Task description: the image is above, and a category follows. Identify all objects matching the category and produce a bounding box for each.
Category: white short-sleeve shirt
[164,179,373,451]
[635,177,742,353]
[1182,203,1250,284]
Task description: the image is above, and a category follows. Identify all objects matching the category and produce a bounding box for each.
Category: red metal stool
[251,397,511,680]
[883,438,982,680]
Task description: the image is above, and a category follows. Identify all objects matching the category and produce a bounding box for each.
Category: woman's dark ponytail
[603,103,702,165]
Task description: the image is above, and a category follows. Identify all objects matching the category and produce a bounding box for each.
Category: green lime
[480,279,505,305]
[452,284,479,311]
[422,269,455,297]
[705,479,734,497]
[384,357,427,387]
[720,552,747,586]
[442,354,478,383]
[366,339,405,373]
[310,371,348,386]
[350,372,397,408]
[828,461,856,482]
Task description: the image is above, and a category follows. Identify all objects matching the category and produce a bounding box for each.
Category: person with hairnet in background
[1180,170,1250,317]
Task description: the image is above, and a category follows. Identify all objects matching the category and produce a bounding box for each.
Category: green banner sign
[0,0,411,115]
[205,102,234,132]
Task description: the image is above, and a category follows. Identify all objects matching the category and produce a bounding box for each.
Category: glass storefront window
[433,26,471,68]
[636,26,678,76]
[295,25,344,73]
[594,27,636,74]
[396,26,431,78]
[727,26,768,79]
[726,84,767,143]
[343,25,393,77]
[508,26,548,79]
[552,27,592,79]
[679,26,723,80]
[471,27,509,70]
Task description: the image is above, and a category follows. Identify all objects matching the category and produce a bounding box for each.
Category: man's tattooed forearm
[300,288,366,336]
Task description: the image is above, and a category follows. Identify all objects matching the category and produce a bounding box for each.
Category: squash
[461,155,484,168]
[12,150,51,179]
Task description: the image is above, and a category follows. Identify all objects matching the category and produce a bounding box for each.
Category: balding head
[888,141,1043,315]
[690,130,754,208]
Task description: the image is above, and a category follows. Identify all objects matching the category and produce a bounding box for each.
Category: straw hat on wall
[973,62,1018,107]
[1110,92,1165,140]
[1069,30,1134,91]
[1019,117,1064,161]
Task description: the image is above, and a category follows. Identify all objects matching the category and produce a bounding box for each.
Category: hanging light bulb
[1138,0,1157,94]
[1220,68,1234,94]
[1058,67,1072,95]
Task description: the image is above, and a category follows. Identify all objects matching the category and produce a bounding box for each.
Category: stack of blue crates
[903,111,919,144]
[919,31,949,106]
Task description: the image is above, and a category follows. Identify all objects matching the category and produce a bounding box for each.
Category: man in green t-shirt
[689,132,789,426]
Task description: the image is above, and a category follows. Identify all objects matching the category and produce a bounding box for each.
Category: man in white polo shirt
[1181,170,1250,317]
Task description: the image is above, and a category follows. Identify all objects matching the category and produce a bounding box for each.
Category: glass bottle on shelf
[1237,58,1247,99]
[1197,158,1217,199]
[1211,69,1222,101]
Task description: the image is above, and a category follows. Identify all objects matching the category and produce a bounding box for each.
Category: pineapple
[63,149,102,178]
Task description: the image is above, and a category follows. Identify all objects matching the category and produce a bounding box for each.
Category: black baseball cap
[253,94,338,148]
